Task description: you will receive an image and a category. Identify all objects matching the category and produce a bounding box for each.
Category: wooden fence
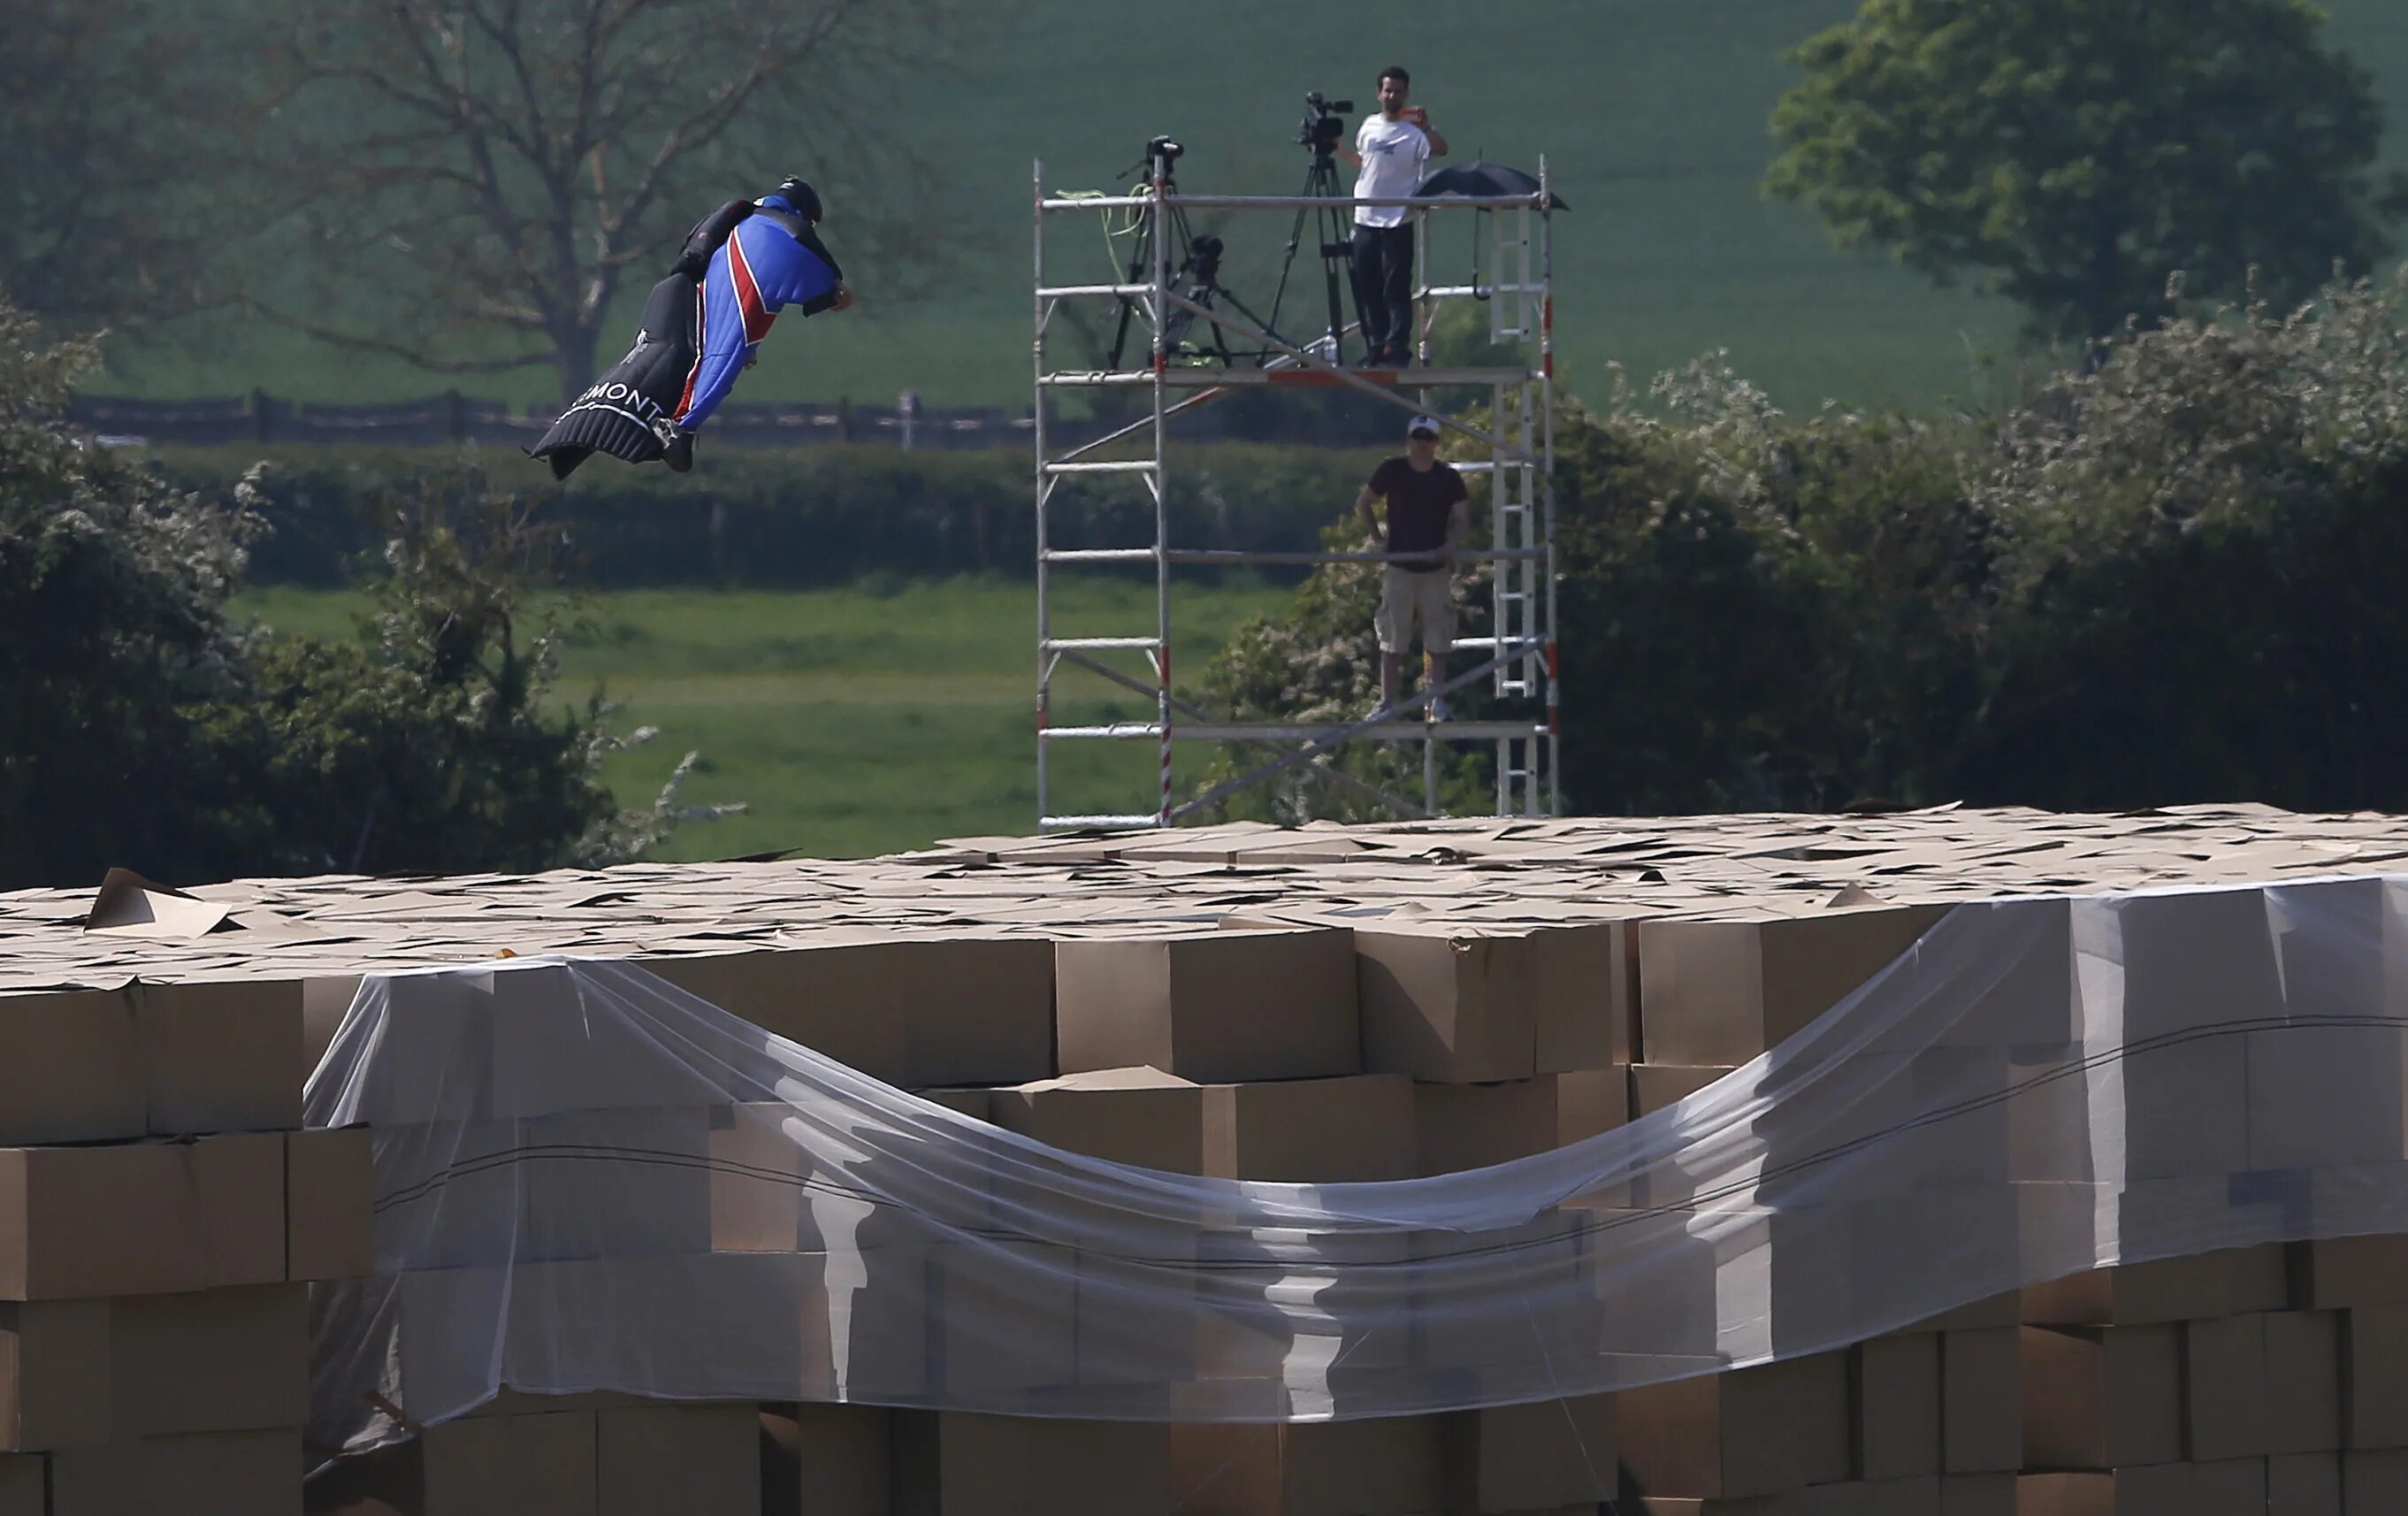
[66,391,1034,452]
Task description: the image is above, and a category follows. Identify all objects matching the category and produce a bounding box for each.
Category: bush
[0,302,699,889]
[1200,270,2408,821]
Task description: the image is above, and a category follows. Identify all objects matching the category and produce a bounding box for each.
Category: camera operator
[1339,65,1448,367]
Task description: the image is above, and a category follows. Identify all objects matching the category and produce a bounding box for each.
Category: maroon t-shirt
[1368,456,1468,570]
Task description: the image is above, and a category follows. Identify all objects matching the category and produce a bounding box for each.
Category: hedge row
[153,441,1394,587]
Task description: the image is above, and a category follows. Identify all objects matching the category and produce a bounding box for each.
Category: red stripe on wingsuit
[671,281,707,421]
[729,227,778,343]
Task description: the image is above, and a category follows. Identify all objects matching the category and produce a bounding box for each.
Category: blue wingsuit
[670,190,844,429]
[528,187,844,479]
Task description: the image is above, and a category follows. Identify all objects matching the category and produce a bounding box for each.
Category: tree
[0,1,248,329]
[1767,0,2407,344]
[1962,271,2408,809]
[0,296,715,889]
[247,0,959,400]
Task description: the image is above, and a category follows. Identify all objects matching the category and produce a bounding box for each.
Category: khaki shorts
[1375,563,1453,655]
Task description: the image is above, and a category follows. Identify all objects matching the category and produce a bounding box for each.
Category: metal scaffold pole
[1031,158,1563,832]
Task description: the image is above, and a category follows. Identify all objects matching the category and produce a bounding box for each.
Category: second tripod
[1106,137,1280,371]
[1264,149,1359,364]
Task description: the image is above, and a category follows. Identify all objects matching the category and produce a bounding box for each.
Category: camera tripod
[1263,147,1358,364]
[1105,146,1280,371]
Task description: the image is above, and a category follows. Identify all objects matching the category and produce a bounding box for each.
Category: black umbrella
[1413,159,1568,210]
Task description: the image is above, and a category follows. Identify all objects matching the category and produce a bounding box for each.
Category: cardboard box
[2022,1474,2263,1516]
[2017,1324,2180,1470]
[1942,1328,2021,1474]
[989,1068,1206,1173]
[2267,1310,2343,1455]
[2344,1450,2408,1515]
[2012,1473,2113,1516]
[891,936,1056,1089]
[1416,1079,1557,1176]
[1617,1354,1848,1499]
[300,975,362,1090]
[1206,1075,1416,1182]
[517,1108,715,1262]
[987,1069,1417,1183]
[0,1455,34,1516]
[2096,887,2285,1043]
[1170,1417,1441,1516]
[1526,921,1631,1071]
[1056,929,1357,1083]
[2272,1452,2343,1516]
[0,989,144,1146]
[1441,1393,1615,1512]
[287,1126,374,1282]
[658,934,1056,1090]
[1638,904,1947,1067]
[801,1244,930,1402]
[0,1299,109,1450]
[2112,1030,2251,1182]
[1556,1066,1632,1145]
[646,946,910,1084]
[2247,1024,2406,1172]
[133,978,303,1135]
[418,1410,597,1516]
[707,1102,812,1252]
[895,1412,1170,1516]
[111,1284,306,1437]
[2294,1237,2408,1310]
[2343,1304,2408,1449]
[2195,1458,2271,1516]
[196,1130,292,1289]
[0,1132,284,1300]
[50,1428,302,1516]
[1854,1333,1940,1481]
[2022,1244,2288,1327]
[654,935,1059,1089]
[759,1403,890,1516]
[2186,1313,2273,1460]
[2011,1467,2250,1515]
[1190,1243,1412,1391]
[1355,924,1540,1083]
[597,1404,758,1516]
[929,1241,1072,1399]
[1630,1065,1736,1120]
[1808,1480,1942,1516]
[1581,1202,1850,1363]
[1942,1473,2017,1516]
[394,1254,827,1420]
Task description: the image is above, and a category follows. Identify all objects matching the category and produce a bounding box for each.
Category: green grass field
[229,578,1295,861]
[105,0,2408,415]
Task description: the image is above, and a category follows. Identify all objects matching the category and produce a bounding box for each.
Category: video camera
[1296,92,1352,155]
[1124,134,1185,183]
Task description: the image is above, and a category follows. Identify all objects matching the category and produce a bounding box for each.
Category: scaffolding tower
[1033,158,1560,831]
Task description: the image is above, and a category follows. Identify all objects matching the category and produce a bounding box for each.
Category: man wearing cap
[1354,415,1471,720]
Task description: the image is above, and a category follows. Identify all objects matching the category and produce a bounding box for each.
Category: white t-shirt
[1352,115,1431,228]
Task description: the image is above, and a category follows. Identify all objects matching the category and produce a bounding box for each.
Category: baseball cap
[1407,415,1441,439]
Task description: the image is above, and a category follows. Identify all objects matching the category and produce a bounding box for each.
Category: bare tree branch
[247,299,552,374]
[241,0,969,402]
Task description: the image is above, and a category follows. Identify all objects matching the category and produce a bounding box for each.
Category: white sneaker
[1427,697,1451,723]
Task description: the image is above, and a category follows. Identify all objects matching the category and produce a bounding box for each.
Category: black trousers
[1349,221,1416,360]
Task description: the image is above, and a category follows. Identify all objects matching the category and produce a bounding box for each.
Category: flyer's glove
[653,417,696,474]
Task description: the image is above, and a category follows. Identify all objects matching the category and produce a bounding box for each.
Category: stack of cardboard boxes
[13,819,2408,1515]
[0,979,371,1516]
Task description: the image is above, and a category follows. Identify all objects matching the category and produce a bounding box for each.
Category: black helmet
[768,177,822,224]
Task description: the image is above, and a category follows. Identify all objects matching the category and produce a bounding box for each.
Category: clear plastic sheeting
[307,877,2408,1459]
